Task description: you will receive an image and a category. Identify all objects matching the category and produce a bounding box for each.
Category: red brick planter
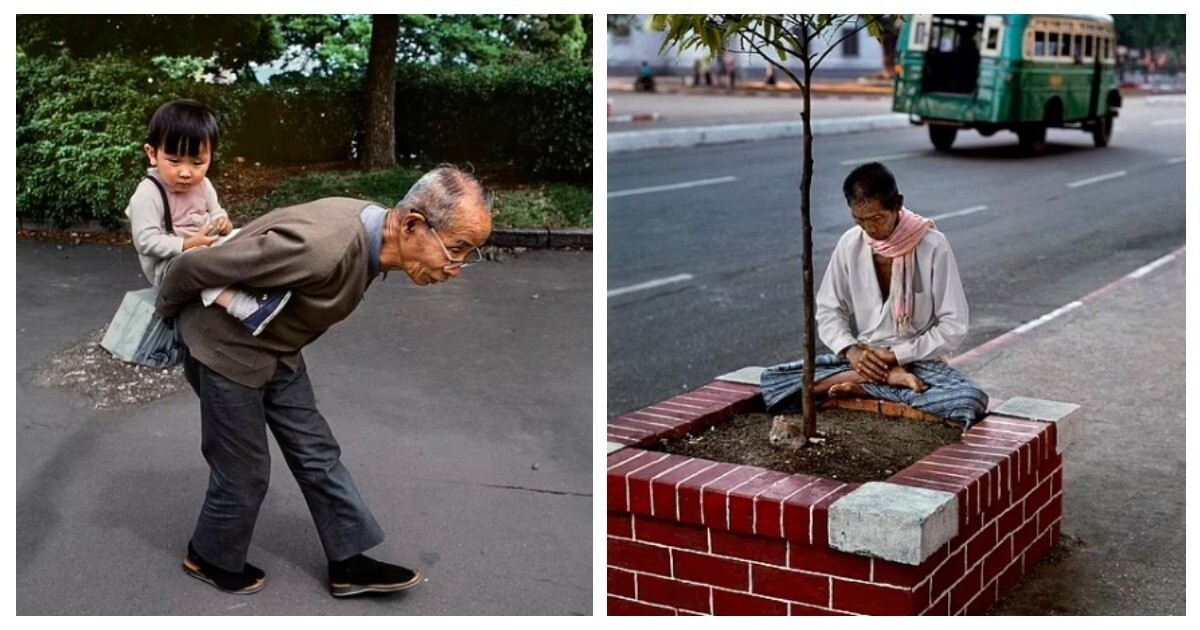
[607,375,1079,616]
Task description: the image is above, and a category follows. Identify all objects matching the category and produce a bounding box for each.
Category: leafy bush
[394,61,591,181]
[232,72,363,163]
[17,54,165,227]
[16,54,245,227]
[17,54,589,227]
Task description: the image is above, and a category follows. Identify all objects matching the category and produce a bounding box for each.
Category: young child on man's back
[126,99,289,335]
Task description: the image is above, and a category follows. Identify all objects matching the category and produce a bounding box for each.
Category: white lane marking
[839,152,920,166]
[1152,118,1186,126]
[1127,252,1177,279]
[607,273,694,298]
[1166,157,1186,165]
[1066,170,1127,188]
[1011,301,1083,335]
[608,176,737,199]
[927,205,988,222]
[951,246,1184,368]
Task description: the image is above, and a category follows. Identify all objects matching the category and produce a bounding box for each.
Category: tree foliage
[273,14,373,76]
[16,15,282,73]
[501,14,589,62]
[1113,14,1185,52]
[607,15,642,37]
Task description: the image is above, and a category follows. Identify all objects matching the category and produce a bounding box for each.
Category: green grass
[236,166,592,230]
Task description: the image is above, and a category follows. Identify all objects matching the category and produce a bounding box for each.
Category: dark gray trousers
[183,353,384,572]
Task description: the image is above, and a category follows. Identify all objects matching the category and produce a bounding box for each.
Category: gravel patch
[34,327,189,409]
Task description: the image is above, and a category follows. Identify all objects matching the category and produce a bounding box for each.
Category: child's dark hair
[146,99,219,157]
[842,162,901,211]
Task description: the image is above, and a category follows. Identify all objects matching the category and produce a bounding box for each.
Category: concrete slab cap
[993,397,1083,454]
[715,366,765,386]
[607,441,627,455]
[828,481,959,566]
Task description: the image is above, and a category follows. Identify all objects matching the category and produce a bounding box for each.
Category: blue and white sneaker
[242,290,292,336]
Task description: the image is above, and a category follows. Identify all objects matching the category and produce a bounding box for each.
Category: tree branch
[741,32,806,92]
[812,15,880,70]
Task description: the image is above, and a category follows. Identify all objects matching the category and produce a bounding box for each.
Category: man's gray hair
[399,166,491,230]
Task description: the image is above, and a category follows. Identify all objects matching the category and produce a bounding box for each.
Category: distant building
[608,15,886,80]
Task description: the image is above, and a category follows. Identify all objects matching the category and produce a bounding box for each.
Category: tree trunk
[880,29,899,78]
[362,14,399,170]
[799,54,817,440]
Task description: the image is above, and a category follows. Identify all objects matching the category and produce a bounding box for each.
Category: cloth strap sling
[144,176,174,235]
[866,207,935,335]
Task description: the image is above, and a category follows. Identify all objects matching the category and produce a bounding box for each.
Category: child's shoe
[242,290,292,336]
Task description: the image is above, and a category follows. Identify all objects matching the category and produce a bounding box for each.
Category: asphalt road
[16,244,592,615]
[607,95,1185,415]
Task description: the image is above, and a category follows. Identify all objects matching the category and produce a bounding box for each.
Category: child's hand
[214,216,233,235]
[183,233,220,251]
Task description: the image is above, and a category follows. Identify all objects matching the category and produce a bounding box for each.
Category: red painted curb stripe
[950,247,1184,368]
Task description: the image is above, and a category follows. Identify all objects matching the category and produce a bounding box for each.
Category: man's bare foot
[828,382,868,398]
[886,366,927,393]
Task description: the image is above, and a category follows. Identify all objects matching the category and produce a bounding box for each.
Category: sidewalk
[608,76,908,153]
[954,252,1185,615]
[607,74,1182,153]
[15,240,592,614]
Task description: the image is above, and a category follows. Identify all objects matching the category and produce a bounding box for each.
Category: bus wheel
[1018,125,1046,155]
[929,125,957,152]
[1092,114,1114,148]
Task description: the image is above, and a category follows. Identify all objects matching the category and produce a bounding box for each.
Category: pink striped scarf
[866,208,935,335]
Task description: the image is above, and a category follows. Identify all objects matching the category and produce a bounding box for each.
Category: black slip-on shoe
[328,554,422,597]
[182,543,267,595]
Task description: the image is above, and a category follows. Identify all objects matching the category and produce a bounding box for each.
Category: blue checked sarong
[761,355,989,429]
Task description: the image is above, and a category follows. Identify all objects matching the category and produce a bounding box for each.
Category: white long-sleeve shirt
[817,225,969,365]
[125,168,227,287]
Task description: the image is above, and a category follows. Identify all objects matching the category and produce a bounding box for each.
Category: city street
[607,94,1185,415]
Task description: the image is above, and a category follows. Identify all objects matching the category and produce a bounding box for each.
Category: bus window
[1074,34,1083,59]
[1035,31,1046,56]
[984,27,1000,52]
[914,22,928,48]
[1062,32,1072,57]
[981,15,1005,58]
[1085,35,1093,59]
[1047,32,1059,57]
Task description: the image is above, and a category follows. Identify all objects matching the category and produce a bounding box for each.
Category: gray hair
[399,166,491,230]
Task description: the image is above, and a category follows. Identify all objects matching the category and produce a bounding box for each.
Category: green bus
[892,14,1122,153]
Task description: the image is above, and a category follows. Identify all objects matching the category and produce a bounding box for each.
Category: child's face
[144,142,212,193]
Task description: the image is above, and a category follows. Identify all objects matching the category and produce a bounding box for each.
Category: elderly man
[157,166,492,596]
[761,162,988,427]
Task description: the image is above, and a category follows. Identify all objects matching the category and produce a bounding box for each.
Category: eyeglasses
[427,224,482,271]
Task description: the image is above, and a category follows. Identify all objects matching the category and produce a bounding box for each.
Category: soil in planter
[656,409,962,483]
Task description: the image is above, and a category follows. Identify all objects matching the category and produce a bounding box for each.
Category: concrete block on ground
[828,481,959,565]
[100,288,158,362]
[607,441,627,455]
[715,366,765,386]
[993,397,1083,454]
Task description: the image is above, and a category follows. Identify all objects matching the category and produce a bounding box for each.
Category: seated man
[761,162,988,428]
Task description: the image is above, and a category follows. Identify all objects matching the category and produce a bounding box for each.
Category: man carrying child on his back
[126,99,290,336]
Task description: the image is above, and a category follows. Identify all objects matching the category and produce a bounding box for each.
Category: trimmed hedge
[17,55,590,227]
[394,61,592,181]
